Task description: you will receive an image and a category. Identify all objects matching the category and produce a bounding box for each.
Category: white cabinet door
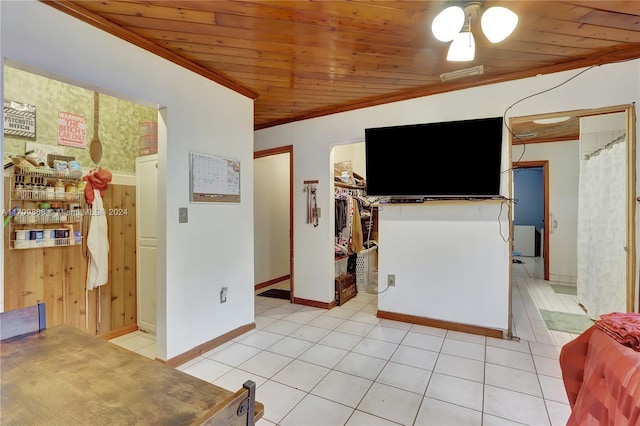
[137,245,157,332]
[137,157,158,241]
[136,154,158,333]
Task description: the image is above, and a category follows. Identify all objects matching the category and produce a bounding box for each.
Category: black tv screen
[364,117,504,198]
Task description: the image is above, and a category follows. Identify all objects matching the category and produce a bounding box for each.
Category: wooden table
[1,325,263,425]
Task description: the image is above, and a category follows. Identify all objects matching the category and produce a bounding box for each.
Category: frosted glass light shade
[447,31,475,61]
[533,116,571,124]
[481,6,518,43]
[432,6,465,42]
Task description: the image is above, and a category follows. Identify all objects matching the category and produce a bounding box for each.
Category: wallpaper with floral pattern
[3,66,156,175]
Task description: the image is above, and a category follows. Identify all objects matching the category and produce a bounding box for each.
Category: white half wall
[378,203,510,330]
[512,141,580,280]
[2,0,255,360]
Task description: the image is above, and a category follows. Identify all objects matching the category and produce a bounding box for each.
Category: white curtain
[577,138,626,319]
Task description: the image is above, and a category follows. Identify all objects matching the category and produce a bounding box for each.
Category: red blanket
[561,326,640,425]
[594,312,640,351]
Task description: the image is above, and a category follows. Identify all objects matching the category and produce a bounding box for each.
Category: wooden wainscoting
[3,178,137,335]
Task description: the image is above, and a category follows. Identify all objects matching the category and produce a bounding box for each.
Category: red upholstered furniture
[560,325,640,425]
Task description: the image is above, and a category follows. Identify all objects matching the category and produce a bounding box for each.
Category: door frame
[254,145,294,302]
[512,161,550,280]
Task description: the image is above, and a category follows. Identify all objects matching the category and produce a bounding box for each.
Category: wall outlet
[387,274,396,286]
[220,287,228,303]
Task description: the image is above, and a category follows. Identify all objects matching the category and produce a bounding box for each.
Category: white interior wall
[512,141,580,281]
[254,153,290,284]
[333,142,366,178]
[1,0,255,360]
[255,60,640,325]
[379,203,510,329]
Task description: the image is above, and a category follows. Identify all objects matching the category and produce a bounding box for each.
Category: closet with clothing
[334,181,378,299]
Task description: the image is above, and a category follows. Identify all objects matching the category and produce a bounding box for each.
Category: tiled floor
[511,256,586,347]
[111,257,585,425]
[108,329,157,359]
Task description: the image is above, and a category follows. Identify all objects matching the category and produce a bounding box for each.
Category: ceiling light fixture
[532,116,572,124]
[447,29,475,62]
[432,2,518,62]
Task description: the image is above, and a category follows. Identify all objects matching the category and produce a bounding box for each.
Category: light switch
[178,207,188,223]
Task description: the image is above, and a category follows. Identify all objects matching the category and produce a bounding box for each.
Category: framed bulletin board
[189,152,240,203]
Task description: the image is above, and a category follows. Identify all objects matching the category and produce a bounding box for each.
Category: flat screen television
[364,117,504,199]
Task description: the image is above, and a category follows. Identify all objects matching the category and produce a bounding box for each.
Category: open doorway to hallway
[513,161,549,280]
[254,146,293,302]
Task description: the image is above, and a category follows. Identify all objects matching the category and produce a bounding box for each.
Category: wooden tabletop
[1,325,263,425]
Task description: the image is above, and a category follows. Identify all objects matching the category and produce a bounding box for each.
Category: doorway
[513,161,549,280]
[510,104,637,318]
[253,146,294,302]
[2,63,155,337]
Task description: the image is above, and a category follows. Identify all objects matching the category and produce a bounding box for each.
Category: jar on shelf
[65,182,77,200]
[43,229,54,247]
[34,184,44,200]
[76,180,87,194]
[24,184,32,200]
[54,179,65,200]
[14,183,24,199]
[14,229,29,249]
[45,184,55,199]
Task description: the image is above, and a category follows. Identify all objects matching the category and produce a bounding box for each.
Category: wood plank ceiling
[44,1,640,131]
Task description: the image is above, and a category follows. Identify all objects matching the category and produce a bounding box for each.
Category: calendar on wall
[189,152,240,203]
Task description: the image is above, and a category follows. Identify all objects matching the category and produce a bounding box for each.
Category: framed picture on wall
[189,151,240,203]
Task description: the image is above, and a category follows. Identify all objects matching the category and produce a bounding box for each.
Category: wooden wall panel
[42,247,65,325]
[3,178,137,336]
[64,245,88,331]
[108,184,126,330]
[122,186,137,327]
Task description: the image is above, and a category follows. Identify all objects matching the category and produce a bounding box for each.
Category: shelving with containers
[9,167,85,249]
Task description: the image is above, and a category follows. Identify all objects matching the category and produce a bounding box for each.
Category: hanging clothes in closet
[335,187,365,255]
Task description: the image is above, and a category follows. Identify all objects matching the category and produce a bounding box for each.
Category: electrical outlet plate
[220,286,228,303]
[387,274,396,286]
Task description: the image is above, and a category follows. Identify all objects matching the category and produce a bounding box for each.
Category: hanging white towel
[86,189,109,290]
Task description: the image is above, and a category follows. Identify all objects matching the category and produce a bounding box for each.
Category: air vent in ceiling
[439,65,484,82]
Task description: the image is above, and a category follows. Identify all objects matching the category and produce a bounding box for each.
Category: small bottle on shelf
[54,179,65,200]
[45,184,55,199]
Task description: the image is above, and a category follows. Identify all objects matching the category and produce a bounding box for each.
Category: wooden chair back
[0,302,46,341]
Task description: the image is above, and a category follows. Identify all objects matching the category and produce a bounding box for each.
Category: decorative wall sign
[3,100,36,139]
[57,111,87,148]
[190,152,240,203]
